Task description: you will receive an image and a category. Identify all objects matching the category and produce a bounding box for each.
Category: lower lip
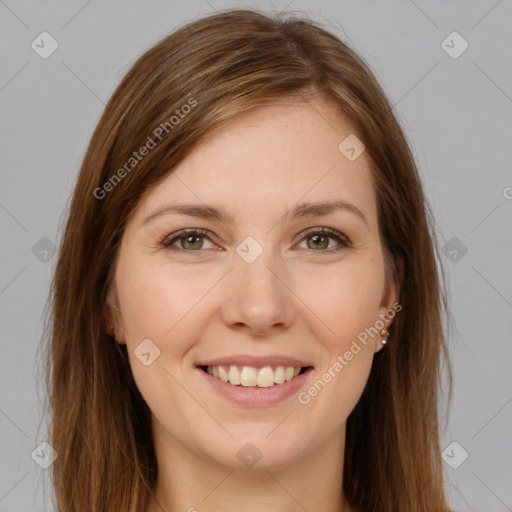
[196,367,313,407]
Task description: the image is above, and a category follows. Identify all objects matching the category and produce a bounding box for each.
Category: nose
[220,247,296,337]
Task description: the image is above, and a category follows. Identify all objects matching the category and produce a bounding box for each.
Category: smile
[196,355,314,406]
[202,365,305,387]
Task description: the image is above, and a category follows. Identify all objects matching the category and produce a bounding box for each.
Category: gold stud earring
[110,305,119,341]
[380,327,389,345]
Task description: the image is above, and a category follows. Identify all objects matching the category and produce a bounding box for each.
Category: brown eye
[306,234,330,250]
[178,235,204,250]
[298,228,351,252]
[162,229,214,251]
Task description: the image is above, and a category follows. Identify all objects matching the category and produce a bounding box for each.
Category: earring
[380,327,389,345]
[110,305,119,340]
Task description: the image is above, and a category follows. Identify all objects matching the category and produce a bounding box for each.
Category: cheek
[114,256,221,415]
[116,258,208,432]
[299,259,385,351]
[116,254,206,346]
[293,259,383,420]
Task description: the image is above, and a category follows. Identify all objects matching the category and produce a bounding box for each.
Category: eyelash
[160,227,351,254]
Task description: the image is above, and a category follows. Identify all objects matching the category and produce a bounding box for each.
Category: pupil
[185,236,201,249]
[310,235,327,250]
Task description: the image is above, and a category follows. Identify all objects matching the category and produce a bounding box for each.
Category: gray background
[1,0,511,510]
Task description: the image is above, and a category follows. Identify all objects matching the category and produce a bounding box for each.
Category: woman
[42,8,452,512]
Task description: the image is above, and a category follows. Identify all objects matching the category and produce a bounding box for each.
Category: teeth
[257,366,275,388]
[240,366,258,387]
[219,366,229,382]
[228,365,241,385]
[205,365,303,387]
[274,366,285,384]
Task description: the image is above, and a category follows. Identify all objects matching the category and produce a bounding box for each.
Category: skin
[108,96,400,512]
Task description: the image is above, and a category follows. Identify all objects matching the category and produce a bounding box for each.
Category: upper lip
[196,355,313,368]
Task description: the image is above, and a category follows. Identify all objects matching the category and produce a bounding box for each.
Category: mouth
[195,355,314,406]
[199,364,312,388]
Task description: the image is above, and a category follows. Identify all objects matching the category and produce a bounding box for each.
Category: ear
[374,254,403,353]
[105,285,123,344]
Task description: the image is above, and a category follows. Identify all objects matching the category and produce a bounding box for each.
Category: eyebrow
[141,199,369,229]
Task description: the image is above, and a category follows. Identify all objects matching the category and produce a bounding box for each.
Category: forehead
[133,98,378,228]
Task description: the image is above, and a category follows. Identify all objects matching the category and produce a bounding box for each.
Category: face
[108,97,399,471]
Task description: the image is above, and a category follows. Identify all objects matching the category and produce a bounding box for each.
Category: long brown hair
[38,8,452,511]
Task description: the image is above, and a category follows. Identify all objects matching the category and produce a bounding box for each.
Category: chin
[197,427,307,472]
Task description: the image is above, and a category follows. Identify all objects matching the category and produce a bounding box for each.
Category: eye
[161,227,351,254]
[161,229,216,252]
[296,227,351,252]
